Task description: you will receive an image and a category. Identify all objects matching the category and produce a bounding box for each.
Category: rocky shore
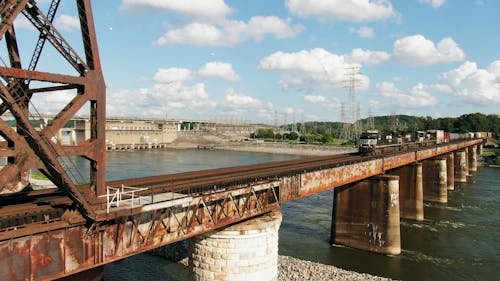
[142,241,392,281]
[104,251,392,281]
[278,255,391,281]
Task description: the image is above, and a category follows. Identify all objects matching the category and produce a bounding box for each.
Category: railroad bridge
[0,1,485,280]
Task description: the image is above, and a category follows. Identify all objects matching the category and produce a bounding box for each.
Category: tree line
[251,113,499,144]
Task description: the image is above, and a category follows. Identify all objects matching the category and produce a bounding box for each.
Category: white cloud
[120,0,232,23]
[441,61,500,104]
[348,48,390,65]
[156,17,302,46]
[376,82,438,108]
[393,35,466,65]
[223,89,262,109]
[216,89,274,121]
[55,15,80,32]
[30,90,76,115]
[198,62,240,81]
[304,94,341,108]
[153,68,193,83]
[107,82,215,118]
[419,0,446,8]
[258,48,370,91]
[286,0,398,22]
[351,26,375,38]
[14,16,35,30]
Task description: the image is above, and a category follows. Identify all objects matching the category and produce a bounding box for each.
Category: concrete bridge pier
[464,148,471,176]
[189,211,282,281]
[468,146,478,173]
[391,163,424,221]
[332,175,401,255]
[477,144,483,156]
[446,153,455,191]
[454,150,468,183]
[422,158,447,203]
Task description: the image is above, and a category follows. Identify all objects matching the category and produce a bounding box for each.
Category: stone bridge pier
[189,211,282,281]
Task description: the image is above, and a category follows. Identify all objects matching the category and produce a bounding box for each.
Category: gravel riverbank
[104,252,392,281]
[278,255,392,281]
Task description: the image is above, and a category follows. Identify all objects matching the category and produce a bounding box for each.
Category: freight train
[358,130,488,155]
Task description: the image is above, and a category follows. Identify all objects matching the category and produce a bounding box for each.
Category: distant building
[56,118,179,150]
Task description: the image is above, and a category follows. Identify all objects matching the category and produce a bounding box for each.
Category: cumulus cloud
[55,15,80,32]
[419,0,446,8]
[198,62,240,81]
[152,62,239,83]
[216,89,274,121]
[348,48,391,65]
[286,0,398,22]
[258,48,370,91]
[376,82,438,108]
[14,16,35,30]
[393,35,466,65]
[156,17,302,46]
[153,68,193,83]
[120,0,232,23]
[30,90,77,115]
[357,26,375,38]
[107,82,215,118]
[223,89,262,109]
[304,94,341,108]
[441,61,500,104]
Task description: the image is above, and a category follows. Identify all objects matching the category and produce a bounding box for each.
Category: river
[102,149,499,281]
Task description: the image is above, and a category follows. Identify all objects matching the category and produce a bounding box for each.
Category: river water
[102,149,499,281]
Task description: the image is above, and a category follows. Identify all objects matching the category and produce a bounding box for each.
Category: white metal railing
[102,185,149,213]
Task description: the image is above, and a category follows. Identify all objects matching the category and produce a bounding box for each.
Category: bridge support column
[422,158,447,203]
[332,175,401,255]
[446,153,455,191]
[468,146,478,173]
[189,211,282,281]
[454,150,467,183]
[391,163,423,221]
[477,144,483,156]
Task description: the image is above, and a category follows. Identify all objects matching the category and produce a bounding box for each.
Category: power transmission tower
[282,113,288,131]
[390,112,399,131]
[300,112,305,134]
[367,108,375,130]
[339,102,350,140]
[341,66,362,141]
[274,110,278,130]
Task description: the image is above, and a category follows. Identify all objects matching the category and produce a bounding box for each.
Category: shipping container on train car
[444,132,451,142]
[427,130,445,144]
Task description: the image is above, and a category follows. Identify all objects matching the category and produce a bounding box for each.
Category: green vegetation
[30,170,49,180]
[483,148,500,165]
[370,113,500,136]
[251,113,498,146]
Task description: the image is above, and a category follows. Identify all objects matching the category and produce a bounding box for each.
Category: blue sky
[12,0,500,124]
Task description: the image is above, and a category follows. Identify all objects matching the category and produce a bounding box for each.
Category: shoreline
[104,251,392,281]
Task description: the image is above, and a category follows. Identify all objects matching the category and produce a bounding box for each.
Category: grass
[30,170,49,180]
[483,147,500,165]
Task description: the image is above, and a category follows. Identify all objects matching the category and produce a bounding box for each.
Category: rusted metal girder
[0,1,106,220]
[0,181,280,281]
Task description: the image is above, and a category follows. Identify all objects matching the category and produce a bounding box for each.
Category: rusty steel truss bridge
[0,1,483,280]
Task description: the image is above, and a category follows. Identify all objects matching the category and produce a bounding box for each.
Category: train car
[426,130,445,144]
[358,130,402,155]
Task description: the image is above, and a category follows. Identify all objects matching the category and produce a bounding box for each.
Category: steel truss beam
[0,183,280,280]
[0,0,106,221]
